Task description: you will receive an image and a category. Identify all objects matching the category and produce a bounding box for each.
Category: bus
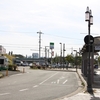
[0,56,8,70]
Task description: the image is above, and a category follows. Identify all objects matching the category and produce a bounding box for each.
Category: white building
[0,45,6,55]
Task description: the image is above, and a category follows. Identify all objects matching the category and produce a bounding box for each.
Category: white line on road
[33,85,38,88]
[60,76,65,79]
[63,80,68,84]
[51,82,56,84]
[0,93,10,96]
[57,80,60,84]
[39,72,58,85]
[19,88,29,92]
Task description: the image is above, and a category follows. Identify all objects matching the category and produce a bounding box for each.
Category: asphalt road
[0,67,82,100]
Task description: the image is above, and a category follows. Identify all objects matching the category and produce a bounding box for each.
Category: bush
[0,66,7,71]
[30,64,41,69]
[30,65,37,69]
[8,64,17,71]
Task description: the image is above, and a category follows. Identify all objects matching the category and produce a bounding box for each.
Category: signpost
[50,42,54,49]
[50,42,54,66]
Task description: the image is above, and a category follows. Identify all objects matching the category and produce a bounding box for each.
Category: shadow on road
[90,92,100,100]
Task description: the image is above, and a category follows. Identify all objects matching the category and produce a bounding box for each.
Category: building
[32,53,38,58]
[0,45,6,55]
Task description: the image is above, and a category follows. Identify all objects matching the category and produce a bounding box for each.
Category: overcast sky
[0,0,100,57]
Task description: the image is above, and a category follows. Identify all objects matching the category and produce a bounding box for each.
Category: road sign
[84,35,94,44]
[50,42,54,49]
[52,51,54,56]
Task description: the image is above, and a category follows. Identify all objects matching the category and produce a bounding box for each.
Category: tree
[74,56,82,66]
[65,54,74,64]
[53,53,60,63]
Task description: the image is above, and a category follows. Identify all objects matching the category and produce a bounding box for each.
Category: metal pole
[74,50,77,71]
[45,46,46,67]
[63,43,65,69]
[76,51,77,72]
[60,43,62,68]
[51,49,52,68]
[48,49,49,58]
[87,14,92,92]
[63,44,64,69]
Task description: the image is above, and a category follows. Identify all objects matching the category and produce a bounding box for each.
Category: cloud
[0,0,100,56]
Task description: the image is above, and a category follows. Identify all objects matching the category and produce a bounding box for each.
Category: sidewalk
[0,67,24,77]
[60,68,100,100]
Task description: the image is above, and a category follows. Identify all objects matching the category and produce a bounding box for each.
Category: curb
[54,69,86,100]
[77,69,87,92]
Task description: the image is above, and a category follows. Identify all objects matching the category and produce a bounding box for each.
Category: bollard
[17,66,18,70]
[23,68,25,73]
[6,69,8,76]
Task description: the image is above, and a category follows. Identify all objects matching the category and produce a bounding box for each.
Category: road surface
[0,67,82,100]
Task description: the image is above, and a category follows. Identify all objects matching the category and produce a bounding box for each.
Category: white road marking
[39,72,58,85]
[63,80,67,84]
[33,85,38,88]
[0,93,10,96]
[60,76,65,79]
[57,80,60,84]
[19,88,29,92]
[51,82,54,84]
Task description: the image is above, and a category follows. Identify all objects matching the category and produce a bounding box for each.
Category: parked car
[52,64,57,68]
[22,63,28,66]
[29,63,33,66]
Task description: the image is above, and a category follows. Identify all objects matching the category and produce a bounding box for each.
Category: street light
[60,43,62,68]
[73,50,79,72]
[45,46,49,67]
[63,43,66,69]
[85,6,93,92]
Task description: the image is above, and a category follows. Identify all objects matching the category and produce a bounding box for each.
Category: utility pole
[37,31,43,65]
[48,49,49,58]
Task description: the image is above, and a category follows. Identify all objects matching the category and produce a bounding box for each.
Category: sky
[0,0,100,57]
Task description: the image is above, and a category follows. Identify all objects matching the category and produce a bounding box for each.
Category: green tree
[65,54,74,65]
[52,53,60,64]
[74,56,82,66]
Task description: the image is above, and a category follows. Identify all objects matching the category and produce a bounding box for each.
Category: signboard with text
[50,42,54,49]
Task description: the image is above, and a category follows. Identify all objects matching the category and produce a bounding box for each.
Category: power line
[0,30,83,40]
[44,33,82,40]
[0,30,36,33]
